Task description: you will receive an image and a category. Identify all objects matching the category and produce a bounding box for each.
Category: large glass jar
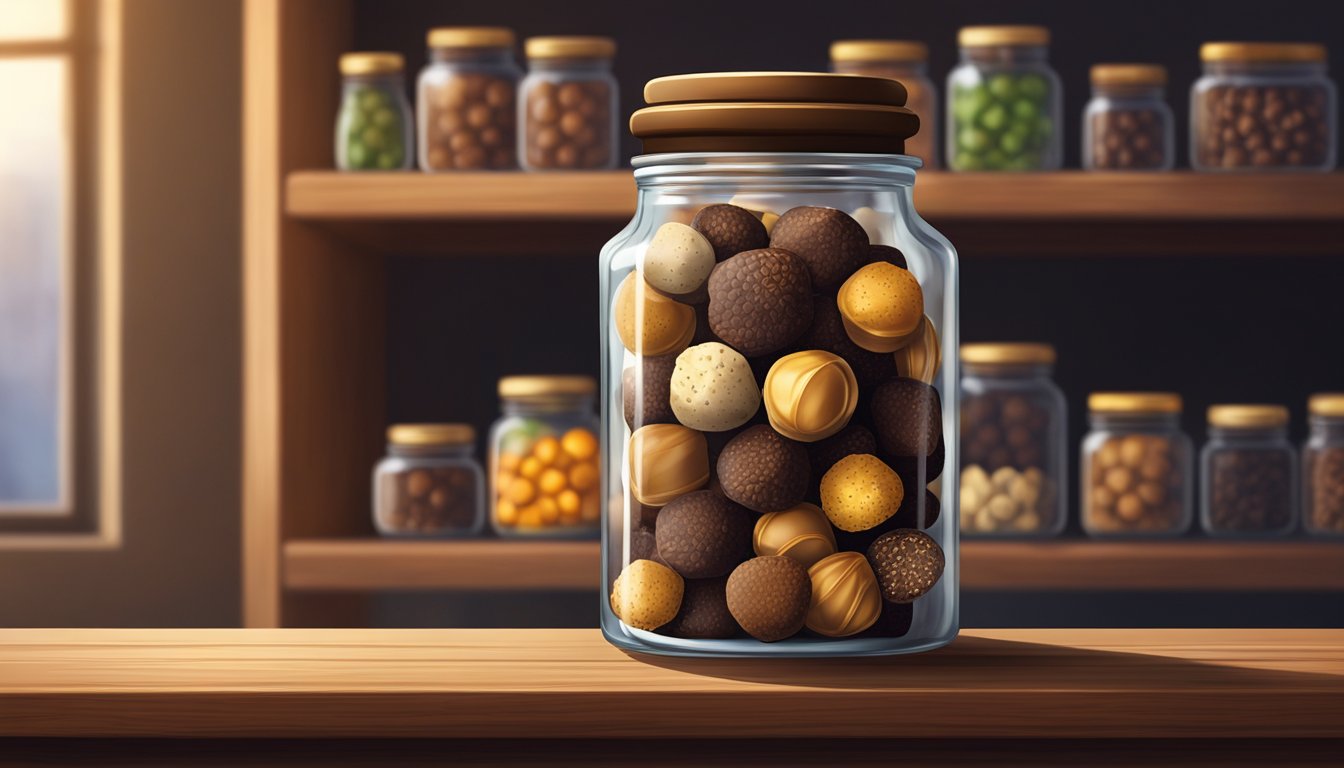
[1191,42,1336,171]
[1084,64,1174,171]
[601,73,958,657]
[947,26,1061,171]
[830,40,938,169]
[520,36,618,171]
[1081,393,1193,538]
[489,376,601,538]
[373,424,484,537]
[1200,405,1296,537]
[1304,394,1344,537]
[958,343,1066,538]
[335,53,413,171]
[417,27,521,171]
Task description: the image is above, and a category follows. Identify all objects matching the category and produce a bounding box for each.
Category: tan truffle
[893,315,941,384]
[820,453,904,532]
[753,502,837,569]
[836,262,925,353]
[610,559,684,630]
[613,272,696,356]
[669,342,761,432]
[762,350,859,443]
[641,222,716,299]
[805,551,882,637]
[628,424,710,506]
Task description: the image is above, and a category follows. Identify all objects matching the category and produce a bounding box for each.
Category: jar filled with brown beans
[1083,64,1173,171]
[1191,42,1336,171]
[373,424,485,537]
[1200,405,1296,537]
[520,36,618,171]
[417,27,521,171]
[1304,394,1344,537]
[1081,393,1193,538]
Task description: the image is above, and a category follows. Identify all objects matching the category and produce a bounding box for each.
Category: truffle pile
[610,204,947,644]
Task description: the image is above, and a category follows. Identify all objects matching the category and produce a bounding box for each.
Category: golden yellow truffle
[627,423,710,506]
[613,272,696,356]
[762,350,859,443]
[820,453,905,532]
[893,315,941,384]
[836,261,925,353]
[805,551,882,637]
[753,503,837,569]
[610,559,684,631]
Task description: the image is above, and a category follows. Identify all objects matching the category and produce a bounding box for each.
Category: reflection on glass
[0,0,66,42]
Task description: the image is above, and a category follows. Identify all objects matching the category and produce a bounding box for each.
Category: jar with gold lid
[336,52,414,171]
[1200,405,1296,537]
[520,36,618,171]
[1081,392,1193,538]
[373,424,484,537]
[1304,393,1344,537]
[417,26,521,171]
[830,40,938,168]
[1084,64,1174,171]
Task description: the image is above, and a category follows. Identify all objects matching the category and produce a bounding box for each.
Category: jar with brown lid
[373,424,485,537]
[1200,405,1296,537]
[520,36,618,171]
[417,26,521,171]
[1081,393,1192,538]
[831,40,938,168]
[1084,64,1174,171]
[1304,394,1344,537]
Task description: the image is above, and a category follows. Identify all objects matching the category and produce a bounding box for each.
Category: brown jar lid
[1309,393,1344,418]
[387,423,475,447]
[960,343,1056,366]
[1091,64,1167,87]
[830,40,929,64]
[1207,405,1289,429]
[1201,42,1327,63]
[631,72,918,154]
[958,25,1050,48]
[525,36,616,60]
[427,26,515,50]
[498,375,597,400]
[339,52,404,76]
[1088,392,1182,415]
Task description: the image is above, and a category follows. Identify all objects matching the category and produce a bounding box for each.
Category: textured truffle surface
[662,575,740,639]
[820,453,905,533]
[614,272,696,356]
[642,222,716,298]
[806,424,879,497]
[610,559,684,630]
[707,248,813,357]
[692,204,769,263]
[833,488,940,553]
[725,556,812,642]
[717,425,809,513]
[769,206,868,290]
[867,529,945,604]
[630,527,662,564]
[836,261,924,353]
[669,342,761,432]
[871,377,943,460]
[795,295,897,389]
[656,490,754,579]
[622,354,678,428]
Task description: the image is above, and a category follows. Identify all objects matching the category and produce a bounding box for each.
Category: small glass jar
[1304,393,1344,537]
[373,424,484,537]
[1200,405,1296,537]
[490,376,601,538]
[520,36,618,171]
[417,26,521,171]
[947,26,1062,171]
[335,53,413,171]
[1081,393,1192,538]
[959,344,1067,537]
[1191,42,1336,171]
[1084,64,1174,171]
[831,40,938,168]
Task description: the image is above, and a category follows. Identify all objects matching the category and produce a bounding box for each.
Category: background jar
[335,52,413,171]
[1200,405,1296,537]
[959,343,1067,538]
[417,26,521,171]
[1081,393,1192,538]
[1191,42,1336,171]
[373,424,484,537]
[1084,64,1174,171]
[946,25,1062,171]
[520,36,618,171]
[1304,393,1344,537]
[831,40,939,169]
[489,376,601,538]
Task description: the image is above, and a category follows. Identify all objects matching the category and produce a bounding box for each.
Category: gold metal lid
[958,26,1050,48]
[498,375,597,399]
[1091,64,1167,87]
[339,52,405,76]
[427,26,515,50]
[1201,42,1327,63]
[830,40,929,63]
[960,342,1056,366]
[1309,393,1344,417]
[1088,392,1182,414]
[525,36,616,60]
[387,423,475,446]
[1207,405,1289,429]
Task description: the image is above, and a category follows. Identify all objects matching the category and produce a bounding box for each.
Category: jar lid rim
[427,26,516,50]
[1089,392,1182,414]
[958,26,1050,48]
[1091,63,1167,86]
[339,52,404,76]
[499,375,597,399]
[961,342,1056,366]
[525,36,616,60]
[1309,393,1344,417]
[1207,404,1289,428]
[830,40,929,63]
[1200,42,1326,63]
[387,423,475,446]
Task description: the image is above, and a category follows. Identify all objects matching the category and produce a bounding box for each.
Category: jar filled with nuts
[417,27,521,171]
[335,53,414,171]
[490,376,601,538]
[1081,393,1193,538]
[1191,42,1336,172]
[959,343,1067,537]
[831,40,938,169]
[1304,393,1344,537]
[1200,405,1296,537]
[1083,64,1174,171]
[520,36,618,171]
[946,26,1062,171]
[373,424,485,537]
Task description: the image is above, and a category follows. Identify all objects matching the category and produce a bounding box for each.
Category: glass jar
[1191,42,1336,171]
[830,40,938,169]
[1084,64,1174,171]
[373,424,484,537]
[335,53,413,171]
[520,36,618,171]
[1304,393,1344,537]
[946,26,1062,171]
[1199,405,1295,537]
[417,27,521,171]
[489,376,601,538]
[958,344,1066,537]
[601,73,958,657]
[1081,393,1192,538]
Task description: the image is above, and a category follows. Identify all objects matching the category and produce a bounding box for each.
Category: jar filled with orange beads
[489,376,601,538]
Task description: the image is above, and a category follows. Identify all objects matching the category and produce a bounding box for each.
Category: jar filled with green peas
[947,26,1061,171]
[335,52,414,171]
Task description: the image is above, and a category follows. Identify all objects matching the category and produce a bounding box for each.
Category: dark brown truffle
[806,424,878,499]
[769,206,868,290]
[795,295,896,388]
[656,490,753,579]
[725,555,811,642]
[870,377,943,460]
[865,244,908,270]
[692,204,769,263]
[707,248,813,357]
[891,436,945,484]
[662,575,739,639]
[630,527,663,564]
[867,529,945,604]
[716,424,809,513]
[622,354,678,428]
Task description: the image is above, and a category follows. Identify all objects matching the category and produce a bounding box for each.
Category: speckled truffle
[836,262,925,353]
[865,244,908,270]
[641,222,716,301]
[669,342,761,432]
[834,487,941,553]
[806,424,879,493]
[622,354,678,428]
[867,529,945,604]
[820,453,905,533]
[770,206,868,290]
[707,248,813,357]
[692,204,769,262]
[655,490,754,579]
[610,559,684,630]
[716,424,809,513]
[870,377,943,462]
[795,295,897,389]
[725,556,812,642]
[662,575,739,639]
[630,526,662,564]
[614,272,696,356]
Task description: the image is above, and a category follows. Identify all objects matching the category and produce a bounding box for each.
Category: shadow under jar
[1200,405,1296,537]
[601,73,958,657]
[373,424,485,537]
[1304,393,1344,537]
[1083,64,1174,171]
[1081,392,1192,538]
[335,52,414,171]
[520,36,618,171]
[417,26,521,171]
[830,40,938,169]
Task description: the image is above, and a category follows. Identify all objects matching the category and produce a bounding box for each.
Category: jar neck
[343,72,405,87]
[833,60,928,77]
[430,47,514,66]
[961,44,1048,65]
[1202,60,1326,78]
[502,396,594,416]
[632,153,920,192]
[1089,411,1181,430]
[1091,83,1165,100]
[527,57,611,73]
[1207,425,1288,442]
[963,362,1053,380]
[1309,415,1344,439]
[388,442,473,458]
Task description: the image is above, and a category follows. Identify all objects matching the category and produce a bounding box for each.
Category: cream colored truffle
[610,559,684,631]
[641,222,716,298]
[669,342,761,432]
